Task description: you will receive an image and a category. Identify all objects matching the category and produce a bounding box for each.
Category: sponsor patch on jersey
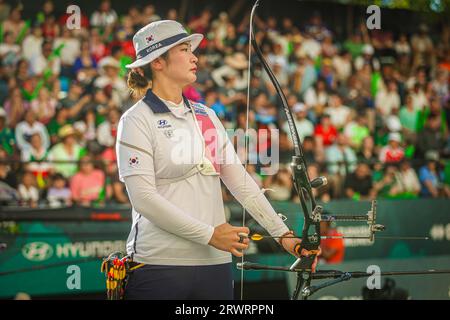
[192,103,208,116]
[164,129,174,138]
[157,119,172,129]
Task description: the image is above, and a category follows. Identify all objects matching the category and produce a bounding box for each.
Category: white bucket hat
[126,20,203,69]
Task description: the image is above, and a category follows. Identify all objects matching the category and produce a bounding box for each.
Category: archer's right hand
[208,223,250,257]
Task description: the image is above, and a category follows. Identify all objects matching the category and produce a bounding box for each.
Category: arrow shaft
[252,235,429,240]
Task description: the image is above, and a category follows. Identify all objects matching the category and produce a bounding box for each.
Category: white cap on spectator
[0,108,6,118]
[362,44,374,55]
[98,56,120,74]
[386,115,402,132]
[292,102,306,113]
[126,20,203,69]
[388,132,401,143]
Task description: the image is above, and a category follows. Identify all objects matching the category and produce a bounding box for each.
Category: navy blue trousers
[124,263,233,300]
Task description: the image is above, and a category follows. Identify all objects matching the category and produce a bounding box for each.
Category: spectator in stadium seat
[2,5,25,41]
[324,93,351,130]
[72,40,98,84]
[70,154,105,206]
[343,33,364,59]
[411,24,435,70]
[90,0,118,29]
[278,130,293,165]
[72,109,97,148]
[416,115,447,159]
[211,52,248,91]
[15,109,50,152]
[354,44,380,72]
[0,0,11,24]
[395,34,411,57]
[47,108,71,145]
[0,108,15,155]
[0,147,17,190]
[373,164,398,198]
[332,50,352,84]
[432,69,449,104]
[344,162,375,200]
[54,28,81,78]
[210,12,230,47]
[41,13,60,40]
[343,112,370,150]
[314,114,337,147]
[22,25,44,61]
[321,34,338,58]
[29,39,61,78]
[0,31,21,70]
[303,78,329,117]
[18,171,39,207]
[318,58,337,90]
[419,151,450,198]
[37,1,55,24]
[355,63,373,99]
[100,136,128,205]
[188,8,212,38]
[141,4,161,24]
[94,56,128,106]
[390,160,421,198]
[14,59,33,94]
[399,95,419,143]
[205,89,226,121]
[297,31,321,60]
[47,124,86,178]
[47,173,72,207]
[292,54,317,96]
[283,103,313,141]
[409,83,428,112]
[30,87,57,125]
[21,133,52,188]
[252,92,276,125]
[375,80,401,117]
[301,135,325,165]
[124,5,143,30]
[116,16,135,43]
[385,105,402,134]
[89,28,109,62]
[379,132,405,164]
[4,86,30,129]
[97,107,120,147]
[59,81,92,120]
[325,133,357,197]
[357,136,377,168]
[166,8,178,21]
[263,165,293,201]
[417,97,448,134]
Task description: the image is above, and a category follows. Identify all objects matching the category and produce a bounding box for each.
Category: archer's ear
[151,58,165,71]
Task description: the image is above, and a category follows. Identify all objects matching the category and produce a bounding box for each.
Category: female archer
[116,20,318,299]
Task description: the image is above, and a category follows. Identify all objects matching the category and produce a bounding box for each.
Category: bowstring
[240,2,257,301]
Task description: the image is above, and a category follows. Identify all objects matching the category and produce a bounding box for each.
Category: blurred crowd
[0,0,449,209]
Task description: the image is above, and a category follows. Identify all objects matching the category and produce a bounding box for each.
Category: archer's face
[160,42,198,87]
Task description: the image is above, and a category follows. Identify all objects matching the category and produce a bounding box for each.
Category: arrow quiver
[100,252,144,300]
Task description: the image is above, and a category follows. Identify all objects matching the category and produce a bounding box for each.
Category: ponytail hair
[127,51,169,99]
[127,67,152,100]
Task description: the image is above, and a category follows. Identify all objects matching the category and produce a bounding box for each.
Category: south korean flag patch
[128,156,139,167]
